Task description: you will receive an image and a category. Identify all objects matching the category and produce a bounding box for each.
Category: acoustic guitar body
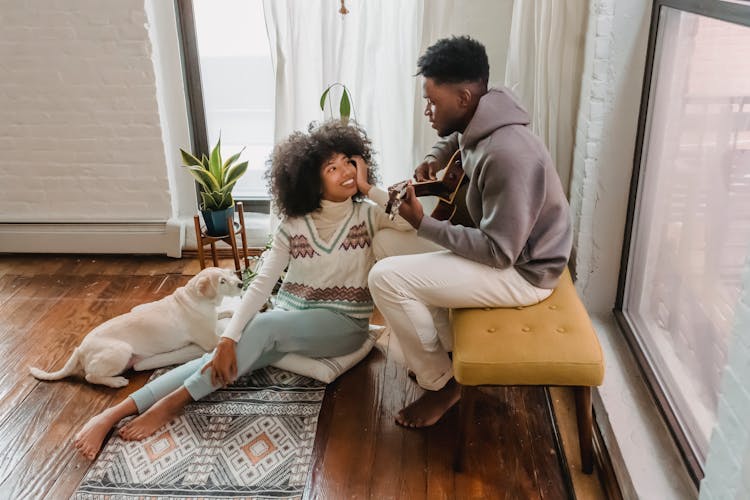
[413,150,474,227]
[432,181,473,227]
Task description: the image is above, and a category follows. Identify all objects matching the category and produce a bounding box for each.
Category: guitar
[385,150,474,227]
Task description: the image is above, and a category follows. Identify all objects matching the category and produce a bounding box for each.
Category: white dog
[29,267,243,388]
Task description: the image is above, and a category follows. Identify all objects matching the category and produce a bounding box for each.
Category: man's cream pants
[370,228,552,391]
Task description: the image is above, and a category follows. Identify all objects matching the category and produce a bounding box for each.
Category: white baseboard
[0,219,184,257]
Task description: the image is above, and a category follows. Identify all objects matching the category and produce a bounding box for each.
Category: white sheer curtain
[504,0,588,194]
[262,0,421,186]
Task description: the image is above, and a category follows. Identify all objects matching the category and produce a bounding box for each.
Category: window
[616,0,750,485]
[179,0,274,204]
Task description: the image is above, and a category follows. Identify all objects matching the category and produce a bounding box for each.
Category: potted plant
[180,137,248,236]
[320,83,355,123]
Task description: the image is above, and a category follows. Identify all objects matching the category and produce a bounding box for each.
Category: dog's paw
[109,377,129,388]
[86,374,130,388]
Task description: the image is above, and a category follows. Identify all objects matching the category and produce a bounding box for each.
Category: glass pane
[193,0,274,199]
[624,7,750,462]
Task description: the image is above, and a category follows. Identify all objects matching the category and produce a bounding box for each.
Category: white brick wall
[0,0,171,223]
[569,0,615,305]
[700,262,750,499]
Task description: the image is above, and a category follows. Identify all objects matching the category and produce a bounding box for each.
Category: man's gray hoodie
[417,87,572,289]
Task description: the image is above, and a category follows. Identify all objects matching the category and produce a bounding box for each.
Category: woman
[74,120,413,459]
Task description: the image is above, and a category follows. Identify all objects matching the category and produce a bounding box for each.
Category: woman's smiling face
[320,153,358,202]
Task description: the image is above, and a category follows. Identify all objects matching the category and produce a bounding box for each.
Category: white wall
[0,0,186,255]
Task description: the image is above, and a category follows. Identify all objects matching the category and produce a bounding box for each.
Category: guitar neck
[413,179,453,199]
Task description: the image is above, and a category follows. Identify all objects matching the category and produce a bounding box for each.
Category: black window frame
[615,0,750,488]
[175,0,272,214]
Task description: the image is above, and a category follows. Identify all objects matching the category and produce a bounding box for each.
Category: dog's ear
[196,276,218,299]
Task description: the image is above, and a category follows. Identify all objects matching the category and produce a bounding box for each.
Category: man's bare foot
[74,398,138,460]
[396,378,462,428]
[119,387,192,441]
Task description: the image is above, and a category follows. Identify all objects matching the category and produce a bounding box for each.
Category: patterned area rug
[74,367,325,500]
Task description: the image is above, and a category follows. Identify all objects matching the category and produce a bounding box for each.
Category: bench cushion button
[522,327,530,332]
[556,327,565,333]
[487,327,496,333]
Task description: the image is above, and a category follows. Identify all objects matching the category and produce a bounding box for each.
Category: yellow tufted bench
[451,268,604,473]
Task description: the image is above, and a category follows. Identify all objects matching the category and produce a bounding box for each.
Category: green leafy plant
[180,137,249,211]
[320,83,354,123]
[241,234,274,289]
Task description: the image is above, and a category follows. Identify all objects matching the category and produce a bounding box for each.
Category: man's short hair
[416,36,489,85]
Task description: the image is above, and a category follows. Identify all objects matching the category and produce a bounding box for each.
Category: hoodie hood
[460,87,530,149]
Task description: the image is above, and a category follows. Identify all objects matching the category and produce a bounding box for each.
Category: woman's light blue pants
[129,308,368,413]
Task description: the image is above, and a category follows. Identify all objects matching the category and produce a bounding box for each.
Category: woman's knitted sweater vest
[275,201,378,319]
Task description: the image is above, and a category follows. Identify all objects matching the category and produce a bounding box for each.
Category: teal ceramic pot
[201,206,235,236]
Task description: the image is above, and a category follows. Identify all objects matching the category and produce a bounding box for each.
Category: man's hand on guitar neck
[395,183,424,229]
[414,158,441,182]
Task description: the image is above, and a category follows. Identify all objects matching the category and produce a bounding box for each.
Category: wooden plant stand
[193,202,250,277]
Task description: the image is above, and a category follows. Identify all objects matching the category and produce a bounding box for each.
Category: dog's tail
[29,348,81,381]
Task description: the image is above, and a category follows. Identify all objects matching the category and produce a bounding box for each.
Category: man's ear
[457,86,474,108]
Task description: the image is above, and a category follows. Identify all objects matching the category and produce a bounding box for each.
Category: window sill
[591,312,697,499]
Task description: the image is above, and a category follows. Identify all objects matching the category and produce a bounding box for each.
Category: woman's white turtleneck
[310,197,354,242]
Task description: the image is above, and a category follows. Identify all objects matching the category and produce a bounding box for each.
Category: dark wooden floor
[0,255,573,499]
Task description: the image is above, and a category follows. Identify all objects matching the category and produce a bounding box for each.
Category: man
[369,36,572,427]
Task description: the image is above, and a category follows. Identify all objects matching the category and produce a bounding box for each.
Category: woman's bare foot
[74,398,138,460]
[396,378,462,428]
[119,387,192,441]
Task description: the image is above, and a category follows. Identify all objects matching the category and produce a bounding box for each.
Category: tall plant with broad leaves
[180,137,248,211]
[320,83,354,123]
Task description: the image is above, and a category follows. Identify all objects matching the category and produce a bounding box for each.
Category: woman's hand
[201,337,238,387]
[351,155,372,195]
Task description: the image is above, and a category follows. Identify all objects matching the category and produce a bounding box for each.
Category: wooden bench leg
[453,384,476,473]
[454,384,466,472]
[574,386,594,474]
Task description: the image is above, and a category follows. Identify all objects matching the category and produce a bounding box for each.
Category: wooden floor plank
[0,377,79,490]
[0,276,110,427]
[0,275,31,303]
[0,277,59,351]
[0,270,187,497]
[0,254,68,277]
[366,338,417,500]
